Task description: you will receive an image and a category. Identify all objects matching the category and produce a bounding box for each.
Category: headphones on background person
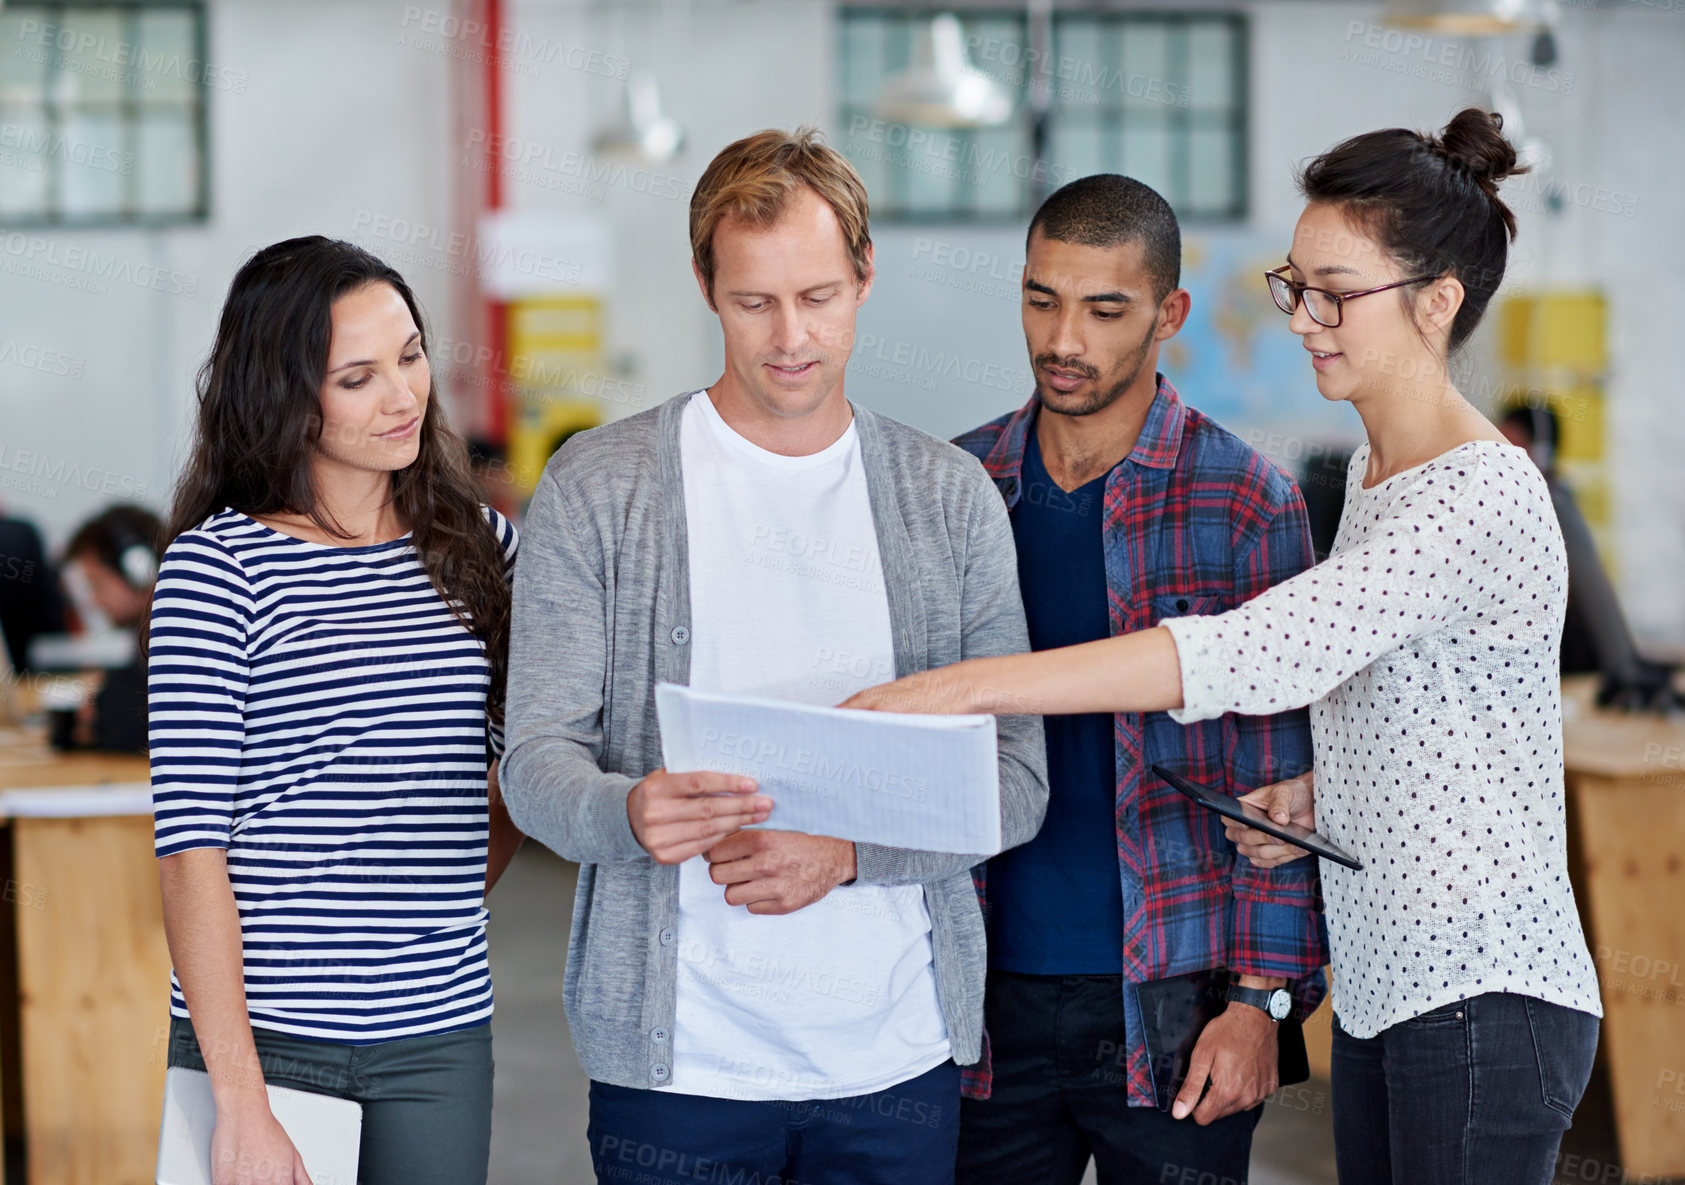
[69,507,163,591]
[107,517,159,589]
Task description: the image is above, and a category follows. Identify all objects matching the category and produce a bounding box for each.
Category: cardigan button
[671,625,690,645]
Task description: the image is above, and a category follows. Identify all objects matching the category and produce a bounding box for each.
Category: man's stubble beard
[1033,315,1159,418]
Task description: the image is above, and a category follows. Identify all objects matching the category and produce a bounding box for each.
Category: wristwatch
[1226,982,1292,1022]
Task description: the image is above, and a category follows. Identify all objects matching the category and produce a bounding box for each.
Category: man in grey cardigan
[500,129,1047,1185]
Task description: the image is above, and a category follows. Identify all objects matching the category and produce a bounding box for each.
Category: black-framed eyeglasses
[1264,265,1445,329]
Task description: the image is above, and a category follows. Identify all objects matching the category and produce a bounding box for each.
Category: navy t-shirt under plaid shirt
[989,423,1124,973]
[149,506,517,1044]
[953,376,1328,1106]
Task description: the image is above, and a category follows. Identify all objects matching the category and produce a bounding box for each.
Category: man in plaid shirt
[951,174,1328,1184]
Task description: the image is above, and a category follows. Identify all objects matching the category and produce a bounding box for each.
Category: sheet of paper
[654,682,1002,855]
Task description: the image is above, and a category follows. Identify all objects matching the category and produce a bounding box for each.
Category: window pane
[136,8,199,105]
[839,17,882,107]
[59,114,132,208]
[1049,115,1105,185]
[971,124,1028,215]
[48,10,126,106]
[136,109,196,214]
[1119,23,1172,111]
[967,14,1025,97]
[1187,22,1236,112]
[841,106,891,205]
[0,14,50,102]
[1054,18,1104,110]
[899,128,960,216]
[882,14,913,73]
[58,112,124,216]
[1121,117,1174,200]
[0,105,50,217]
[1189,124,1235,214]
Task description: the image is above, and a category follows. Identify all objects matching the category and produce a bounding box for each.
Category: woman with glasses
[148,237,522,1185]
[847,108,1601,1185]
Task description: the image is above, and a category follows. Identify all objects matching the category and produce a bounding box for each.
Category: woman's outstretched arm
[849,464,1508,724]
[843,625,1184,717]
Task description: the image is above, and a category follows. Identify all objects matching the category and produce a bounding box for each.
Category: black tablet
[1151,763,1363,871]
[1136,968,1226,1112]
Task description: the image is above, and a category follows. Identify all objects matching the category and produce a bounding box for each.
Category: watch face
[1268,990,1292,1020]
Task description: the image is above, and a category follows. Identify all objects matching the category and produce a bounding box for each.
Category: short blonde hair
[690,127,872,298]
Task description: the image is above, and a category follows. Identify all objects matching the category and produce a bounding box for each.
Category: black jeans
[167,1014,494,1185]
[1331,992,1599,1185]
[958,972,1263,1185]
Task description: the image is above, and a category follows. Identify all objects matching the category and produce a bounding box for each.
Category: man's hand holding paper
[654,683,1003,857]
[704,829,857,915]
[625,768,773,865]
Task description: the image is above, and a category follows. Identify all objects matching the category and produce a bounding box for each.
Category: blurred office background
[0,1,1681,1182]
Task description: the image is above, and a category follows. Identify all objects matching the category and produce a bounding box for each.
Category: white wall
[5,0,1684,643]
[1573,5,1685,646]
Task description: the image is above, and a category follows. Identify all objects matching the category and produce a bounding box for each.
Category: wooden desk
[1559,679,1685,1180]
[0,732,162,1185]
[1299,680,1685,1180]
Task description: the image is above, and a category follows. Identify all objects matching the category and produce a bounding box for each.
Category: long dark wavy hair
[160,236,510,727]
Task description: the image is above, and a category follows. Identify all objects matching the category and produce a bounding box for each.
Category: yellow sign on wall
[504,294,606,494]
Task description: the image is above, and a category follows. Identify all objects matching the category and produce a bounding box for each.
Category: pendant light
[872,13,1014,129]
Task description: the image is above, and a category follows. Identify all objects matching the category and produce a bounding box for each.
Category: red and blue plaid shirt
[954,376,1329,1106]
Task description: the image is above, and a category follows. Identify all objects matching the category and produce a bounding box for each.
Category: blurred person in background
[1497,402,1674,701]
[148,236,522,1185]
[1499,403,1596,673]
[56,503,164,751]
[0,507,68,675]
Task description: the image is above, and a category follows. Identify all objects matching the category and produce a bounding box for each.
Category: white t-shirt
[670,389,951,1100]
[1164,441,1602,1038]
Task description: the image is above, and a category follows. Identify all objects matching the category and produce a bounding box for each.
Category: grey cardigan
[500,391,1049,1091]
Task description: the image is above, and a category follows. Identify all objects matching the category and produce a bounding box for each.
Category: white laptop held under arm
[156,1066,362,1185]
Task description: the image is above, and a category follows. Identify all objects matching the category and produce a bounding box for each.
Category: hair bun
[1430,108,1527,190]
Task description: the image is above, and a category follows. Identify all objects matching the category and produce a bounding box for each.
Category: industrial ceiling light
[1379,0,1557,34]
[872,13,1014,129]
[591,72,685,163]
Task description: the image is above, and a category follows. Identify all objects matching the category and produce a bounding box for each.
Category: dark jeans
[588,1060,961,1185]
[1331,992,1600,1185]
[958,973,1263,1185]
[167,1014,493,1185]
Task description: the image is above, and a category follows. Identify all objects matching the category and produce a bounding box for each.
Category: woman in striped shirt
[149,237,522,1185]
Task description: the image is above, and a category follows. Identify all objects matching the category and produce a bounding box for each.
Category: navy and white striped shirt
[149,506,517,1044]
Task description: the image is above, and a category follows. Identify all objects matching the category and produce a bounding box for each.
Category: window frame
[0,0,211,229]
[837,6,1249,226]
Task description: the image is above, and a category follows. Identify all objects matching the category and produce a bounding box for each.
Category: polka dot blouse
[1162,440,1602,1037]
